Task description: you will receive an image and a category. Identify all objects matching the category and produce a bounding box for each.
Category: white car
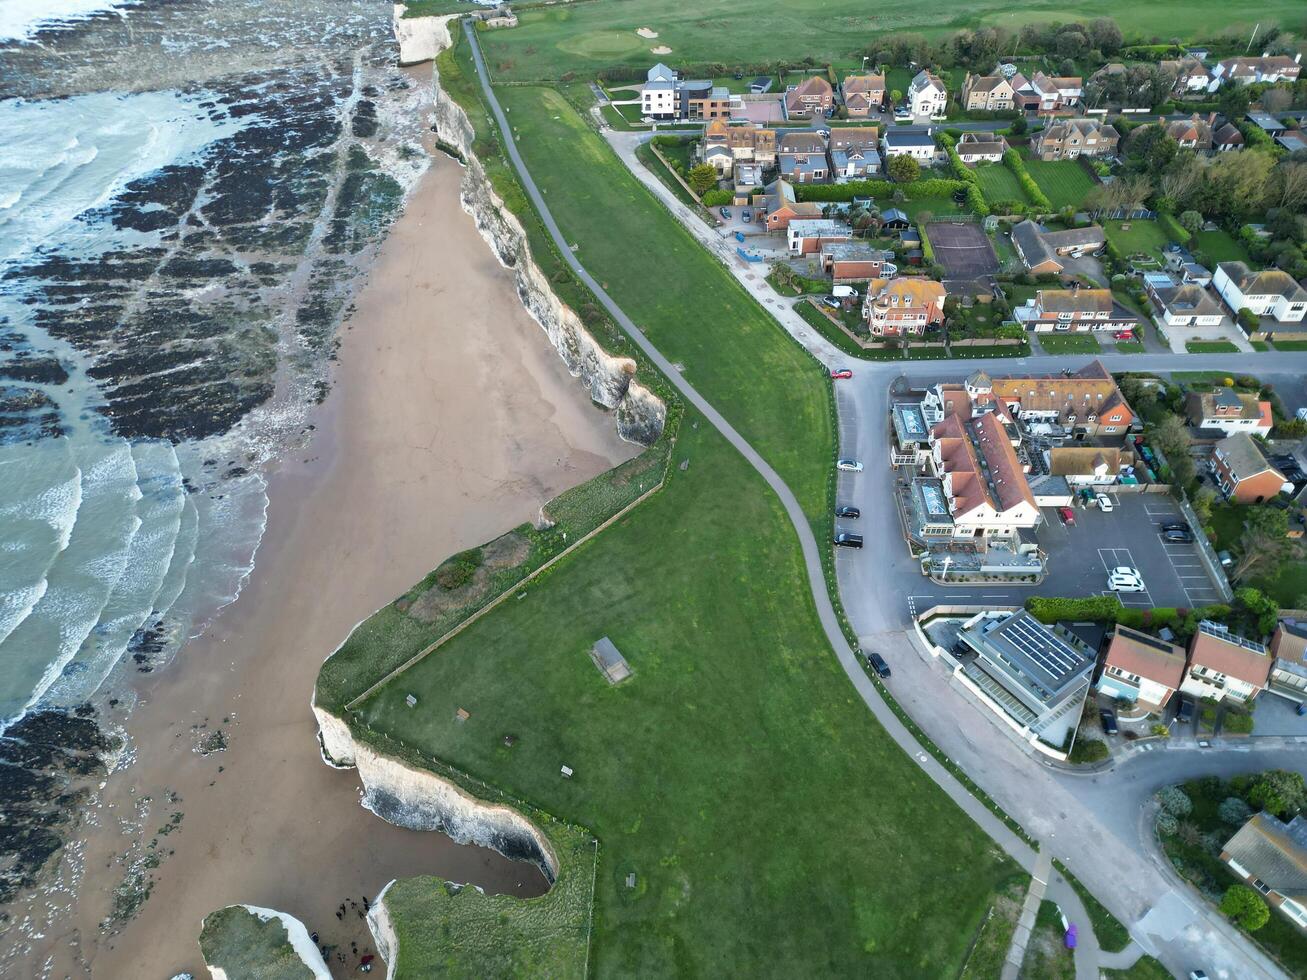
[1096,493,1114,512]
[836,458,864,473]
[1108,567,1145,592]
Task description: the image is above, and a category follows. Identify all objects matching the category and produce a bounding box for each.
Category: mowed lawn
[475,0,1295,81]
[973,162,1024,205]
[495,85,831,520]
[357,421,1019,977]
[1022,157,1096,210]
[1104,219,1171,262]
[1192,228,1251,265]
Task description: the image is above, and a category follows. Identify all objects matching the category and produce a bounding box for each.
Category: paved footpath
[465,24,1298,978]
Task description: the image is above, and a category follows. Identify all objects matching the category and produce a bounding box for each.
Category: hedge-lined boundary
[795,176,969,203]
[1003,149,1051,210]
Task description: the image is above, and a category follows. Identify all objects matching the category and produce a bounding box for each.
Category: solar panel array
[1199,619,1266,654]
[998,613,1090,683]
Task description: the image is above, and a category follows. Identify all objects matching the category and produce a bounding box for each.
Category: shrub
[1219,797,1253,825]
[701,189,733,206]
[687,163,718,196]
[1151,723,1170,738]
[1223,711,1255,735]
[1069,737,1109,764]
[1221,885,1271,932]
[1003,149,1051,210]
[1156,786,1193,817]
[1248,770,1307,818]
[434,547,483,591]
[1156,812,1179,836]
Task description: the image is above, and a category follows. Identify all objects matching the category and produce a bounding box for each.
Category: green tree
[1248,770,1307,818]
[1149,414,1195,489]
[1178,210,1203,234]
[1234,507,1291,582]
[1156,786,1193,817]
[1235,587,1280,637]
[1009,115,1027,136]
[1221,885,1271,931]
[687,163,719,197]
[888,154,920,183]
[890,88,903,105]
[1236,307,1261,333]
[1220,796,1253,825]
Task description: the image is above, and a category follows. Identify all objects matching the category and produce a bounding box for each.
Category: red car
[1114,330,1136,341]
[830,368,853,380]
[1057,506,1076,526]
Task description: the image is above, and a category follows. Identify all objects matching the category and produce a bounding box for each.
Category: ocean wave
[0,0,139,43]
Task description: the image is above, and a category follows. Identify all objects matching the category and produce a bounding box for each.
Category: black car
[1161,522,1190,533]
[1176,696,1195,724]
[866,651,891,678]
[836,505,861,519]
[834,532,863,548]
[1100,708,1119,735]
[1163,528,1194,543]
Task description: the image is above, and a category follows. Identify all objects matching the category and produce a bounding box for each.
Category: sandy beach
[12,146,636,978]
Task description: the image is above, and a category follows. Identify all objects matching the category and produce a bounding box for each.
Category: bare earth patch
[401,531,532,623]
[635,27,659,39]
[651,45,672,54]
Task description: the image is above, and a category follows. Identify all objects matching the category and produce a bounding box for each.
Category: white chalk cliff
[201,904,331,980]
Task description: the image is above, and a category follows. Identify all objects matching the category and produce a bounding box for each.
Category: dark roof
[885,128,936,148]
[1224,814,1307,899]
[1012,220,1058,270]
[962,610,1095,705]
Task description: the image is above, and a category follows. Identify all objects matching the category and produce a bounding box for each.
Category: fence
[1177,494,1235,603]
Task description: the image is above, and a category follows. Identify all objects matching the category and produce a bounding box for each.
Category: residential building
[1207,262,1301,324]
[1269,620,1307,705]
[862,277,946,336]
[961,72,1016,111]
[1162,249,1213,286]
[777,130,830,182]
[906,70,948,118]
[1096,625,1187,712]
[1221,814,1307,930]
[1209,53,1302,91]
[1209,433,1290,503]
[830,145,880,179]
[1179,620,1272,703]
[883,126,937,161]
[1010,220,1107,275]
[821,243,894,283]
[732,163,765,198]
[698,120,776,174]
[783,75,833,119]
[787,218,851,254]
[955,609,1096,747]
[1030,118,1119,160]
[1014,285,1140,333]
[891,400,933,467]
[929,412,1039,537]
[841,74,886,116]
[641,63,677,118]
[1145,275,1226,327]
[641,64,732,120]
[954,132,1008,163]
[983,360,1135,437]
[1214,122,1245,152]
[1185,388,1274,436]
[1048,446,1131,486]
[1248,110,1287,134]
[1160,55,1213,93]
[763,179,822,231]
[1163,113,1218,152]
[1011,71,1083,112]
[1277,131,1307,154]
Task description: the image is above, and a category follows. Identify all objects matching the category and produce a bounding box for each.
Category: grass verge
[1037,333,1102,354]
[1053,859,1131,953]
[1186,340,1240,353]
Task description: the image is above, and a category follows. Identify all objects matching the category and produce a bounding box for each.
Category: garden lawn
[1186,340,1239,353]
[634,141,697,209]
[1114,341,1146,353]
[354,421,1019,977]
[1037,333,1101,354]
[495,85,831,521]
[973,162,1024,206]
[474,1,1296,82]
[1022,157,1095,210]
[1104,219,1171,264]
[1271,340,1307,351]
[1192,228,1251,265]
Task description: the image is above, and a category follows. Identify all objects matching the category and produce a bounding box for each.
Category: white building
[1179,621,1272,704]
[907,70,948,118]
[641,63,677,118]
[882,127,937,161]
[1213,262,1307,323]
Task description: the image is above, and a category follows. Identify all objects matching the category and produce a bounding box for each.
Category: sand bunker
[636,27,658,39]
[651,45,672,54]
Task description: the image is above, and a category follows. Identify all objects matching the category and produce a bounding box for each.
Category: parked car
[1108,567,1145,592]
[1095,493,1114,512]
[1161,522,1189,533]
[1217,550,1233,568]
[822,295,842,308]
[817,128,830,139]
[836,458,863,472]
[833,531,863,548]
[741,208,752,223]
[893,106,912,119]
[1100,708,1118,735]
[1113,330,1135,341]
[1163,528,1193,543]
[1176,696,1194,723]
[865,651,891,678]
[719,207,732,219]
[1057,506,1076,526]
[836,505,860,519]
[830,367,853,379]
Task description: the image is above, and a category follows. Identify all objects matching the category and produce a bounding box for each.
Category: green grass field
[474,0,1297,82]
[1192,228,1251,265]
[973,162,1025,205]
[1271,340,1307,351]
[1104,219,1172,263]
[1036,333,1102,354]
[1186,340,1240,353]
[1022,157,1096,210]
[1114,340,1146,353]
[354,421,1019,977]
[496,85,832,520]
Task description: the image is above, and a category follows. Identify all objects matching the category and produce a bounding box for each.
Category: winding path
[461,23,1295,979]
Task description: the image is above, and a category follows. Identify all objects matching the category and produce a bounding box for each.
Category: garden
[1022,157,1096,211]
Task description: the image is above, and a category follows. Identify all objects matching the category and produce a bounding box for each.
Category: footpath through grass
[356,421,1019,976]
[496,84,831,521]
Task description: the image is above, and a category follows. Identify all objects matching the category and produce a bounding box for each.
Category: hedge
[1024,596,1232,634]
[937,132,977,185]
[919,225,935,262]
[701,189,733,206]
[1159,210,1191,245]
[793,177,968,203]
[1003,149,1051,211]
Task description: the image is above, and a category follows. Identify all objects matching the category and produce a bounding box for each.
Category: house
[906,70,948,118]
[763,179,822,231]
[984,360,1135,437]
[1277,131,1307,153]
[777,131,830,183]
[1163,113,1218,152]
[863,277,946,336]
[841,74,886,116]
[641,64,731,120]
[961,72,1016,111]
[828,127,880,178]
[1213,262,1307,323]
[733,162,765,197]
[955,132,1008,163]
[929,412,1039,537]
[1096,625,1187,712]
[1010,221,1107,274]
[1209,53,1302,91]
[1014,285,1140,333]
[641,63,678,118]
[1248,110,1287,134]
[1185,388,1274,437]
[1213,122,1245,152]
[1179,620,1272,703]
[955,609,1096,746]
[1221,813,1307,931]
[1145,276,1226,327]
[698,120,777,174]
[1048,446,1131,486]
[822,242,894,283]
[787,218,851,254]
[883,126,937,161]
[1209,433,1290,503]
[1268,620,1307,704]
[783,75,833,118]
[1030,118,1119,160]
[1160,56,1213,94]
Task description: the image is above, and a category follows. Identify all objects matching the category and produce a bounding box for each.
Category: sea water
[0,0,430,728]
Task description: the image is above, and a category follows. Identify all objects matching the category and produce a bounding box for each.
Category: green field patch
[556,29,647,60]
[1186,340,1240,353]
[1104,219,1172,264]
[1037,333,1102,354]
[1270,339,1307,351]
[973,162,1024,205]
[1022,157,1095,210]
[1114,340,1146,353]
[1192,228,1250,265]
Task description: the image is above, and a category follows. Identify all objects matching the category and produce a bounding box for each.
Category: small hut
[590,637,632,685]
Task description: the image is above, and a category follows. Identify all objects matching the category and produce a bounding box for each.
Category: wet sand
[20,155,636,978]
